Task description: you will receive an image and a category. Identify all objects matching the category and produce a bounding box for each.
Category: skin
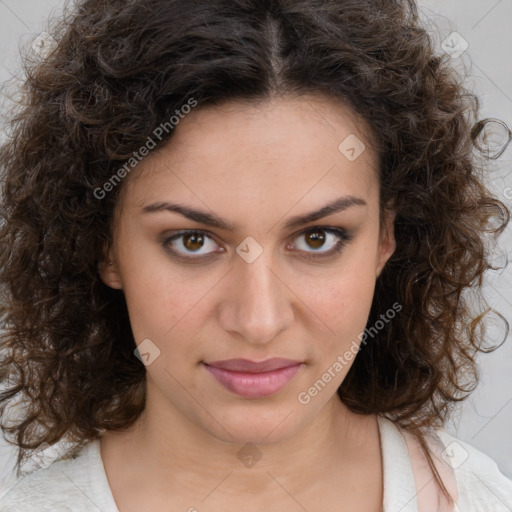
[99,93,396,511]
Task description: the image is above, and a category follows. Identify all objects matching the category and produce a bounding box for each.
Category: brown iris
[304,229,326,249]
[183,232,205,252]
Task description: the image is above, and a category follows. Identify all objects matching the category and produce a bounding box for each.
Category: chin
[197,401,305,446]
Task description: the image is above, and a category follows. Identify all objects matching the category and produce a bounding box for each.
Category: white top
[1,416,511,511]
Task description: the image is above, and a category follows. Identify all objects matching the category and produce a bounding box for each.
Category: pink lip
[203,358,303,398]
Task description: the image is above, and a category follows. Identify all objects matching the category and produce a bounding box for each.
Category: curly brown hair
[0,0,509,501]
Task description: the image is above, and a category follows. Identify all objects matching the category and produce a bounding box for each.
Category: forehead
[119,93,380,218]
[155,94,375,164]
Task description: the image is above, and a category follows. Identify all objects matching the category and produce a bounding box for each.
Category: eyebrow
[141,195,367,231]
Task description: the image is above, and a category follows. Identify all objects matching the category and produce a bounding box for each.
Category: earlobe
[98,247,123,289]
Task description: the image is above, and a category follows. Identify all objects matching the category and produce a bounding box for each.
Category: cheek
[299,273,375,338]
[120,258,218,346]
[117,222,380,352]
[291,250,379,347]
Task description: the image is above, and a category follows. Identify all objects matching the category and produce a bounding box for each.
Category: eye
[162,226,352,261]
[289,226,352,259]
[162,230,223,259]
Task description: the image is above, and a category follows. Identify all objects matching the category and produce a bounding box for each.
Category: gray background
[0,0,511,492]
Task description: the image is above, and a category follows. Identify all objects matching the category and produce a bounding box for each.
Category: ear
[98,244,123,290]
[376,209,396,278]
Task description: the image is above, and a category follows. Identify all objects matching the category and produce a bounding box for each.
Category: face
[100,93,395,446]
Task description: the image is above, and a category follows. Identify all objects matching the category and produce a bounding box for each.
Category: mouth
[202,358,304,398]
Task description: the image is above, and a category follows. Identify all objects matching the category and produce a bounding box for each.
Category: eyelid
[161,225,353,260]
[287,226,352,259]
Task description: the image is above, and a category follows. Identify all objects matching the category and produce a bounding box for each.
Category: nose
[217,251,295,346]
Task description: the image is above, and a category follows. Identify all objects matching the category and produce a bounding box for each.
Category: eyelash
[161,226,353,262]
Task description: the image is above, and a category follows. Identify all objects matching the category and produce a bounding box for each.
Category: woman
[0,0,511,510]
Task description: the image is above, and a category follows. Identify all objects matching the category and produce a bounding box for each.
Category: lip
[203,358,303,398]
[205,358,302,373]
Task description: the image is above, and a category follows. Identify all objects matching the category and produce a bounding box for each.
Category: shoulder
[434,429,512,511]
[0,439,116,512]
[380,416,512,512]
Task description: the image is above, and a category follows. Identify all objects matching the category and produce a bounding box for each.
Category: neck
[100,383,379,507]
